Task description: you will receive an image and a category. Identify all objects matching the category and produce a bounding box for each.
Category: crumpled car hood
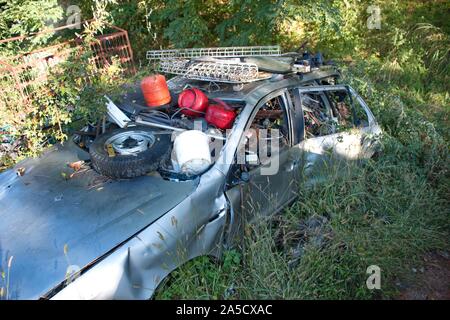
[0,141,197,299]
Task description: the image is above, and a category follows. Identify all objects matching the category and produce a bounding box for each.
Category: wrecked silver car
[0,46,381,299]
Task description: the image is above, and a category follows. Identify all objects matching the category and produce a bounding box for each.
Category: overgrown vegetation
[0,2,130,168]
[0,0,448,299]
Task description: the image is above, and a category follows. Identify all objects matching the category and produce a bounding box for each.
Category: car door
[288,87,337,184]
[224,90,297,239]
[289,85,379,185]
[322,85,380,161]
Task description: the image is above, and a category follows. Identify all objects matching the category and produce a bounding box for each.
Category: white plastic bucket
[173,130,211,175]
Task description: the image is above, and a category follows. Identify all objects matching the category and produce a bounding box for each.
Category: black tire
[89,126,170,179]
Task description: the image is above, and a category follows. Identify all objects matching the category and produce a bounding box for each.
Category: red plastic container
[177,88,209,117]
[141,74,171,107]
[205,99,236,129]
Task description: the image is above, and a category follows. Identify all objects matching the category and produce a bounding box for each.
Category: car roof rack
[146,45,281,60]
[147,45,321,84]
[157,59,271,83]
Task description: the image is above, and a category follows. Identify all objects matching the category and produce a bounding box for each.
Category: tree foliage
[0,0,64,52]
[0,3,130,165]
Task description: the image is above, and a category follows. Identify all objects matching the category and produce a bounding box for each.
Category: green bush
[0,18,130,168]
[0,0,64,52]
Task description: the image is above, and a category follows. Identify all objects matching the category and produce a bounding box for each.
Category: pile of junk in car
[0,45,382,299]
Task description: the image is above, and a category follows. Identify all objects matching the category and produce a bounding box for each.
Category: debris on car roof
[146,45,329,84]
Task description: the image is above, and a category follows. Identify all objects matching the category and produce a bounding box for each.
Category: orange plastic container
[141,74,171,107]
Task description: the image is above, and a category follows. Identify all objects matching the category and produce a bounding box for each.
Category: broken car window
[327,89,369,130]
[239,95,290,169]
[301,93,334,138]
[254,96,289,147]
[352,97,370,128]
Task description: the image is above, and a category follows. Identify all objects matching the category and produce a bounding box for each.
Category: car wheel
[89,126,170,179]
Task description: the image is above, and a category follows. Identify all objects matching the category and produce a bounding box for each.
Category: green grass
[156,152,449,299]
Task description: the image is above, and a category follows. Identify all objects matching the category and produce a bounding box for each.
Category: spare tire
[89,126,170,179]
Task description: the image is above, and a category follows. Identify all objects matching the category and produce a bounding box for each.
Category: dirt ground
[397,251,450,300]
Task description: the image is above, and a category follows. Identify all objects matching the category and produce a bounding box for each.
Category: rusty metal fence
[0,21,135,110]
[91,26,135,74]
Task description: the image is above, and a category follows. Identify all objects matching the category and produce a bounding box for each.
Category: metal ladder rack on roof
[157,59,270,84]
[146,45,281,60]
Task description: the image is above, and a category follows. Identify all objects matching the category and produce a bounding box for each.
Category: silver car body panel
[0,141,198,299]
[52,166,228,299]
